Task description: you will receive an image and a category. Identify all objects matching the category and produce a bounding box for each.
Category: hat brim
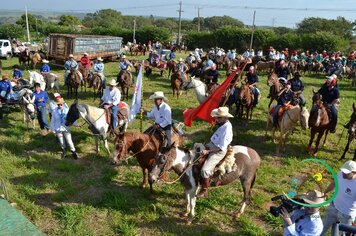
[211,110,234,118]
[340,168,352,174]
[149,95,167,101]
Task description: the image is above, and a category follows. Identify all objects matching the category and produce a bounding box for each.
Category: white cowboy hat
[42,59,49,63]
[178,58,184,62]
[53,93,61,98]
[149,91,167,101]
[340,160,356,174]
[299,189,325,205]
[97,57,103,61]
[69,54,74,58]
[108,79,118,86]
[121,55,126,59]
[83,52,88,56]
[211,107,233,118]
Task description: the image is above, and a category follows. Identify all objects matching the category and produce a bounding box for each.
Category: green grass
[0,54,355,235]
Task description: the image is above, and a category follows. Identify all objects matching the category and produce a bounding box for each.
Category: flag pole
[140,62,143,132]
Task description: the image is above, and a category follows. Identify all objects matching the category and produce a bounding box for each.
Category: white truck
[0,39,12,58]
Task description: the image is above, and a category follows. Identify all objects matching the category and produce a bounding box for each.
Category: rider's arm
[324,180,335,196]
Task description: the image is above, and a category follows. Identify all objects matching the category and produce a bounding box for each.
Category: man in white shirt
[321,160,356,235]
[101,79,121,130]
[196,107,234,198]
[142,91,172,148]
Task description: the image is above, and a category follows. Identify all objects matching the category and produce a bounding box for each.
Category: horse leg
[307,129,316,154]
[142,168,148,188]
[322,130,329,147]
[340,140,350,160]
[95,136,100,153]
[103,138,110,154]
[313,131,325,156]
[233,177,252,219]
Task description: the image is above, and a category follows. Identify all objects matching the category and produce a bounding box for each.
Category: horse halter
[156,151,172,179]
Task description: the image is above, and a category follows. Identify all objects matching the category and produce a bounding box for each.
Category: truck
[47,34,123,63]
[0,39,12,58]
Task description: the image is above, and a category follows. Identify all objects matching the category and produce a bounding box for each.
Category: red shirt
[80,57,91,69]
[322,52,327,58]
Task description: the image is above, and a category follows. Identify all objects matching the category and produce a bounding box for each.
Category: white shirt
[333,171,356,218]
[50,106,70,133]
[210,121,233,152]
[146,102,172,128]
[101,87,121,106]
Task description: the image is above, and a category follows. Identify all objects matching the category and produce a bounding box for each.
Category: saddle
[104,102,128,126]
[269,104,294,121]
[144,121,184,147]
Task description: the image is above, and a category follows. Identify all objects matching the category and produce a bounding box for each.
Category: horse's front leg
[307,129,316,154]
[95,136,100,153]
[103,138,110,154]
[142,168,148,188]
[322,130,329,147]
[313,131,325,156]
[340,140,350,160]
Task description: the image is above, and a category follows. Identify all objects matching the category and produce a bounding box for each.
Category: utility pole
[35,18,38,38]
[25,6,30,43]
[133,18,136,44]
[196,6,202,32]
[177,1,183,45]
[249,10,256,52]
[272,17,276,28]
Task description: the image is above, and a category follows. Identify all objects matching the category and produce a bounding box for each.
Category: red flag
[183,70,238,127]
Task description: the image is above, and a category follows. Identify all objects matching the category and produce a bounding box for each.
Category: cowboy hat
[108,79,118,86]
[149,91,167,101]
[178,58,184,62]
[340,160,356,174]
[97,57,103,61]
[42,59,49,63]
[211,107,234,118]
[69,54,74,58]
[2,74,10,80]
[299,190,325,205]
[56,97,64,105]
[121,55,126,59]
[83,52,88,56]
[53,93,61,98]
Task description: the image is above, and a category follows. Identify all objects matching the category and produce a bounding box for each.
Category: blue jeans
[273,104,282,127]
[111,105,118,129]
[162,124,172,147]
[36,106,50,130]
[329,104,338,130]
[252,87,260,105]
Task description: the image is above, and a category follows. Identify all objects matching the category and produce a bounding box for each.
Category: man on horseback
[196,107,233,198]
[288,71,306,107]
[89,57,105,87]
[12,65,22,79]
[273,81,293,128]
[64,54,83,86]
[175,58,188,87]
[168,49,176,61]
[80,52,91,74]
[185,52,195,65]
[141,91,172,148]
[101,79,121,130]
[245,66,260,107]
[118,55,133,85]
[40,59,50,76]
[309,76,339,133]
[204,63,219,85]
[275,60,291,82]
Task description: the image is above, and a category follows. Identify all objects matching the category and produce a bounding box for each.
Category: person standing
[33,82,50,136]
[50,97,79,159]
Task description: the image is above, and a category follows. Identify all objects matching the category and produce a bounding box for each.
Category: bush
[0,24,24,39]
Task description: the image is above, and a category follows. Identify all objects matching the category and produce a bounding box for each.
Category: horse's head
[300,106,310,130]
[65,101,80,126]
[111,132,129,165]
[26,103,36,120]
[149,144,177,183]
[267,73,277,86]
[312,89,323,107]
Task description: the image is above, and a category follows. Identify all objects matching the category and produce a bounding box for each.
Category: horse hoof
[185,218,193,225]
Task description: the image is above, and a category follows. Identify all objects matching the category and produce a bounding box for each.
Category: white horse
[183,77,207,104]
[28,71,46,91]
[18,88,36,128]
[43,73,60,92]
[266,104,309,154]
[65,101,130,154]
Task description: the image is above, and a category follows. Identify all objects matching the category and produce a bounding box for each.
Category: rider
[0,74,13,100]
[12,65,23,79]
[40,59,51,77]
[194,48,201,62]
[64,54,83,86]
[204,63,219,85]
[144,91,172,148]
[101,79,121,130]
[245,66,260,106]
[273,81,294,128]
[151,50,160,66]
[288,71,306,106]
[196,107,234,198]
[185,52,195,65]
[275,60,290,84]
[310,76,339,133]
[80,52,91,75]
[90,57,105,87]
[168,49,176,61]
[118,55,133,85]
[175,58,189,86]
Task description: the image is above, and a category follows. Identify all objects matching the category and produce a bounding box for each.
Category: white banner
[129,61,143,124]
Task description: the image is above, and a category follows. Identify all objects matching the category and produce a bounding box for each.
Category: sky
[4,0,356,28]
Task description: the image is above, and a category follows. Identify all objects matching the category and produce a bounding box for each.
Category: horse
[149,144,261,222]
[183,77,207,104]
[43,73,60,92]
[67,68,81,98]
[267,72,284,108]
[65,100,130,154]
[255,61,275,74]
[238,84,254,120]
[28,71,46,91]
[171,71,182,99]
[79,64,91,92]
[92,73,104,99]
[18,48,30,69]
[117,70,132,101]
[167,60,177,78]
[266,104,309,154]
[340,103,356,161]
[31,53,42,69]
[18,88,36,129]
[306,92,333,156]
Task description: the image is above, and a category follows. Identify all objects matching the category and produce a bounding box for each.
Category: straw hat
[97,57,103,62]
[211,107,234,118]
[42,59,49,63]
[340,160,356,174]
[56,97,64,105]
[69,54,74,58]
[178,58,184,63]
[83,52,88,56]
[2,74,10,80]
[108,79,118,86]
[299,190,325,205]
[149,91,167,101]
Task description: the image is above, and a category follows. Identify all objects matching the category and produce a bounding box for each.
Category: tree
[58,15,81,27]
[16,13,43,31]
[204,15,244,31]
[0,24,24,39]
[297,17,353,39]
[273,27,295,36]
[82,9,123,28]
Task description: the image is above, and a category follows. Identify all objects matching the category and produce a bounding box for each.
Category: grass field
[0,54,355,236]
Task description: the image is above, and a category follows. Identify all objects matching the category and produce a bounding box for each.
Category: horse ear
[312,88,317,94]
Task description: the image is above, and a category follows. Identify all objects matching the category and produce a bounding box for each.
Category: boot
[344,122,350,129]
[61,149,66,159]
[196,178,210,198]
[71,151,79,159]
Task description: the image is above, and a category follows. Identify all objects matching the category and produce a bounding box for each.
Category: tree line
[0,9,354,52]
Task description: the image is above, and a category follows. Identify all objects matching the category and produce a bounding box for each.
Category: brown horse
[340,103,356,161]
[306,92,332,156]
[111,127,184,193]
[67,68,81,98]
[31,53,41,69]
[149,144,261,222]
[117,70,132,100]
[18,49,30,69]
[238,84,254,120]
[167,60,177,78]
[79,64,90,92]
[171,72,183,99]
[92,73,103,99]
[267,72,284,108]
